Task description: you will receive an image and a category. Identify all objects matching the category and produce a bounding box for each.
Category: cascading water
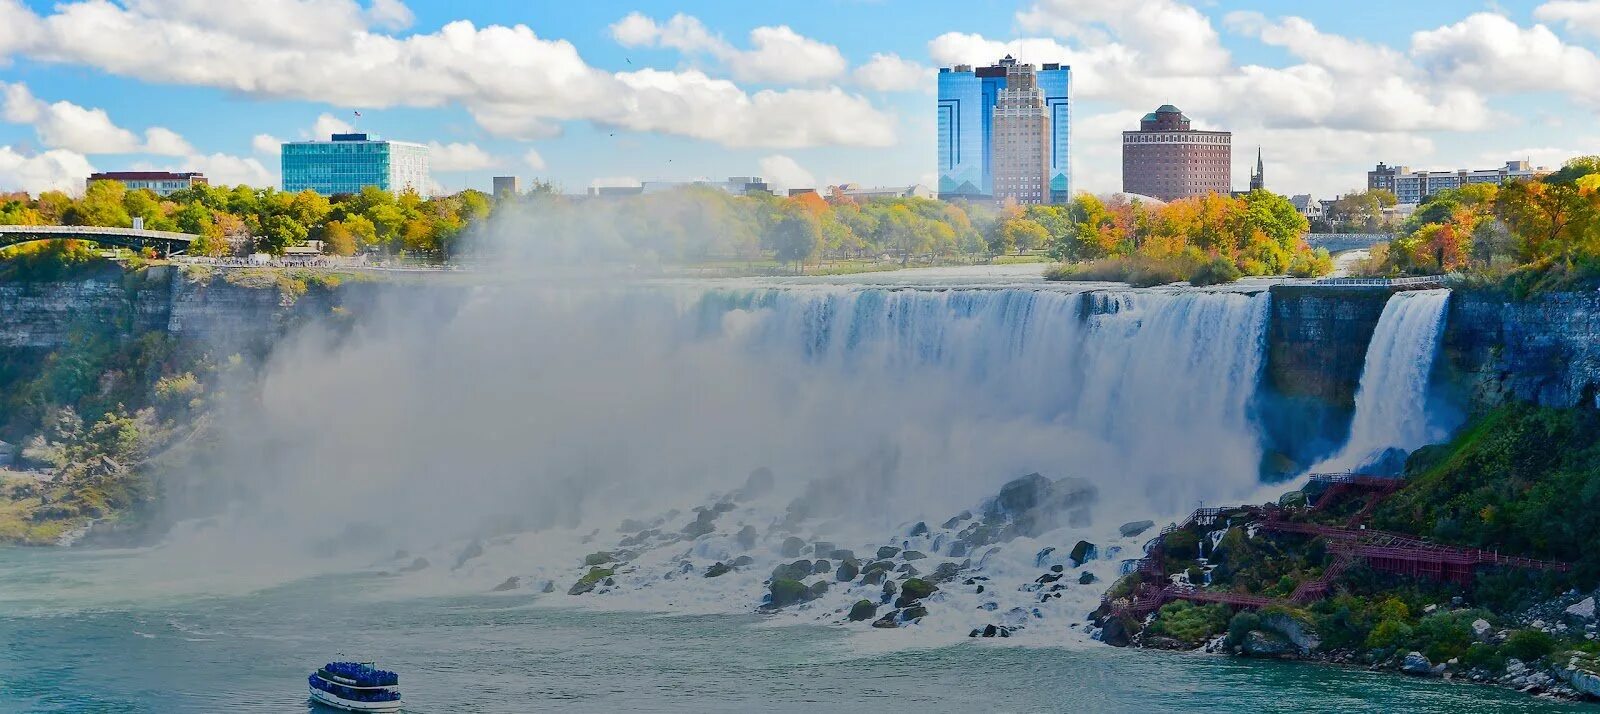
[1319,289,1452,472]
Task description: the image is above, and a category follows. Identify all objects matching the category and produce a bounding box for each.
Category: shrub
[1189,256,1243,286]
[1148,601,1231,645]
[1502,629,1557,662]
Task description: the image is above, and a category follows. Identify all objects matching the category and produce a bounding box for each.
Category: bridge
[0,225,195,255]
[1305,233,1392,254]
[1312,275,1448,290]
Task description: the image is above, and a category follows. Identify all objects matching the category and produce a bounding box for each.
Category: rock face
[977,473,1098,542]
[1241,630,1295,657]
[1444,290,1600,408]
[1261,612,1321,653]
[1264,285,1391,407]
[1400,651,1436,676]
[1119,520,1155,538]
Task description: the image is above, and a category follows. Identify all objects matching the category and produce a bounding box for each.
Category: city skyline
[0,0,1597,199]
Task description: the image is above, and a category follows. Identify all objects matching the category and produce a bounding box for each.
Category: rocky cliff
[1442,290,1600,410]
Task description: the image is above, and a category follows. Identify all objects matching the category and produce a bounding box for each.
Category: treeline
[0,181,493,259]
[1359,156,1600,290]
[1040,189,1327,286]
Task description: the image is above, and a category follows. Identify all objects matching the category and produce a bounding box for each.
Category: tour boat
[308,661,402,712]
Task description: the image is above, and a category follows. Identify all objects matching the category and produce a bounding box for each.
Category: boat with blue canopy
[308,661,402,712]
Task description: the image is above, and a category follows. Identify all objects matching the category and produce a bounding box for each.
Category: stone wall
[1263,285,1392,407]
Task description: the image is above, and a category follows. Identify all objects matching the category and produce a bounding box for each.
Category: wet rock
[848,599,878,622]
[1078,572,1096,585]
[540,580,556,594]
[399,557,430,573]
[1100,617,1130,647]
[909,522,929,537]
[808,581,831,599]
[862,570,886,586]
[1262,613,1322,653]
[930,562,962,584]
[1119,520,1155,538]
[813,542,835,557]
[705,562,732,578]
[491,576,521,592]
[584,551,615,566]
[942,511,972,530]
[1242,630,1296,657]
[1034,547,1056,566]
[863,560,894,574]
[872,611,901,628]
[836,560,860,582]
[781,536,807,558]
[771,560,814,582]
[682,510,718,539]
[1069,540,1098,567]
[876,546,901,560]
[769,579,810,607]
[948,542,969,558]
[712,501,735,513]
[618,518,650,533]
[902,550,927,561]
[986,473,1098,539]
[1401,652,1437,676]
[827,549,855,561]
[738,467,775,500]
[453,540,485,570]
[902,605,928,621]
[812,559,832,575]
[1050,564,1064,573]
[735,526,758,551]
[895,564,920,577]
[898,578,937,604]
[732,555,755,567]
[568,567,614,595]
[881,579,899,604]
[1035,572,1063,585]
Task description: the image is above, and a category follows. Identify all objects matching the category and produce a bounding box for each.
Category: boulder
[731,555,755,567]
[735,525,758,550]
[1262,612,1322,653]
[985,473,1098,538]
[1472,618,1493,642]
[900,578,937,602]
[1567,597,1597,621]
[682,509,719,538]
[876,546,901,560]
[862,570,886,586]
[902,550,927,561]
[584,551,615,566]
[704,562,732,578]
[808,581,831,599]
[813,541,835,557]
[895,564,920,577]
[568,567,614,595]
[540,580,556,593]
[453,540,485,570]
[769,579,810,607]
[848,599,878,622]
[738,467,775,500]
[1100,617,1130,647]
[970,624,1013,638]
[781,536,807,558]
[1241,630,1296,657]
[491,576,521,592]
[1069,540,1098,567]
[1078,572,1096,585]
[618,518,651,533]
[881,579,899,603]
[1401,651,1436,676]
[901,605,928,621]
[813,559,832,575]
[1118,520,1155,538]
[771,560,814,582]
[930,562,962,584]
[827,549,855,561]
[872,611,900,628]
[909,522,929,537]
[836,560,860,582]
[948,542,969,558]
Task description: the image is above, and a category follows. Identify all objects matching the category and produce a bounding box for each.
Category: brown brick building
[1121,105,1231,202]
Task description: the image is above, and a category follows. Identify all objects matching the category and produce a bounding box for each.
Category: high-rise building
[1121,105,1231,202]
[937,56,1069,204]
[1366,160,1541,205]
[992,60,1050,205]
[492,176,520,196]
[281,133,430,196]
[87,171,207,197]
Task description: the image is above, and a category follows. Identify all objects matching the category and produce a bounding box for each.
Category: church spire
[1249,146,1265,191]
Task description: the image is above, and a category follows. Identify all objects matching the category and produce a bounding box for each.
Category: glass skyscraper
[281,133,431,196]
[938,57,1070,204]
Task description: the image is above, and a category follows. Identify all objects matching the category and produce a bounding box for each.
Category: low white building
[832,184,936,200]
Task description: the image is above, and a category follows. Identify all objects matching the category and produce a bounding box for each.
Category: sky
[0,0,1597,199]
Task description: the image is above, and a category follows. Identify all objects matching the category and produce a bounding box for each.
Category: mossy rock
[812,559,832,574]
[771,559,814,582]
[808,581,831,598]
[902,605,929,621]
[848,599,878,622]
[876,546,901,559]
[900,578,937,601]
[568,567,615,595]
[704,562,732,578]
[584,551,615,566]
[781,536,807,557]
[902,550,927,561]
[769,578,809,607]
[836,559,860,582]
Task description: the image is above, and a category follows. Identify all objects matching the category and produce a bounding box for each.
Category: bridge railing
[0,224,195,241]
[1312,275,1447,287]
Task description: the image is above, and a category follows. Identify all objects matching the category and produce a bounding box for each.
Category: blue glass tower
[281,133,431,197]
[937,58,1070,204]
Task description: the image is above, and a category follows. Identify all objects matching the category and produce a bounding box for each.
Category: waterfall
[1320,289,1451,472]
[693,287,1272,515]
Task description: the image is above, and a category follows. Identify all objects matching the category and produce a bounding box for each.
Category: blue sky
[0,0,1596,198]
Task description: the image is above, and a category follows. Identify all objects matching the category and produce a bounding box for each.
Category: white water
[1319,289,1452,472]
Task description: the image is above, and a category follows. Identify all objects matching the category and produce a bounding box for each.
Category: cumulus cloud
[853,53,930,92]
[757,154,816,193]
[0,81,195,155]
[1535,0,1600,38]
[1017,0,1231,74]
[608,12,847,84]
[0,2,892,149]
[1411,13,1600,104]
[523,148,546,171]
[427,141,498,171]
[252,133,282,156]
[0,145,94,194]
[310,112,355,139]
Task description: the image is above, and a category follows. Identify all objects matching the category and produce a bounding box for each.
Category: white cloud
[523,148,546,171]
[0,145,94,194]
[852,53,929,92]
[1411,12,1600,105]
[366,0,414,31]
[164,152,274,187]
[1535,0,1600,38]
[758,154,815,192]
[252,133,282,156]
[608,13,846,84]
[1017,0,1230,74]
[311,112,355,139]
[2,3,890,149]
[426,141,498,171]
[0,81,194,155]
[0,0,42,57]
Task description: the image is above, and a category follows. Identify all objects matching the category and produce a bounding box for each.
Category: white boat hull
[309,686,402,712]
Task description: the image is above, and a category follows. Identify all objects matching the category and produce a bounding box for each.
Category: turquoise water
[0,549,1588,713]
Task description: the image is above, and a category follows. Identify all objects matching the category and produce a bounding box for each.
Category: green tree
[770,210,821,272]
[257,214,308,255]
[67,181,132,227]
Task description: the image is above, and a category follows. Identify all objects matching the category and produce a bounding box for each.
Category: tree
[67,180,132,227]
[770,210,820,271]
[995,216,1049,255]
[257,214,308,255]
[321,220,357,256]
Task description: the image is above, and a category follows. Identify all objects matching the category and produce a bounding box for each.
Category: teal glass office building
[281,133,431,196]
[938,58,1070,203]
